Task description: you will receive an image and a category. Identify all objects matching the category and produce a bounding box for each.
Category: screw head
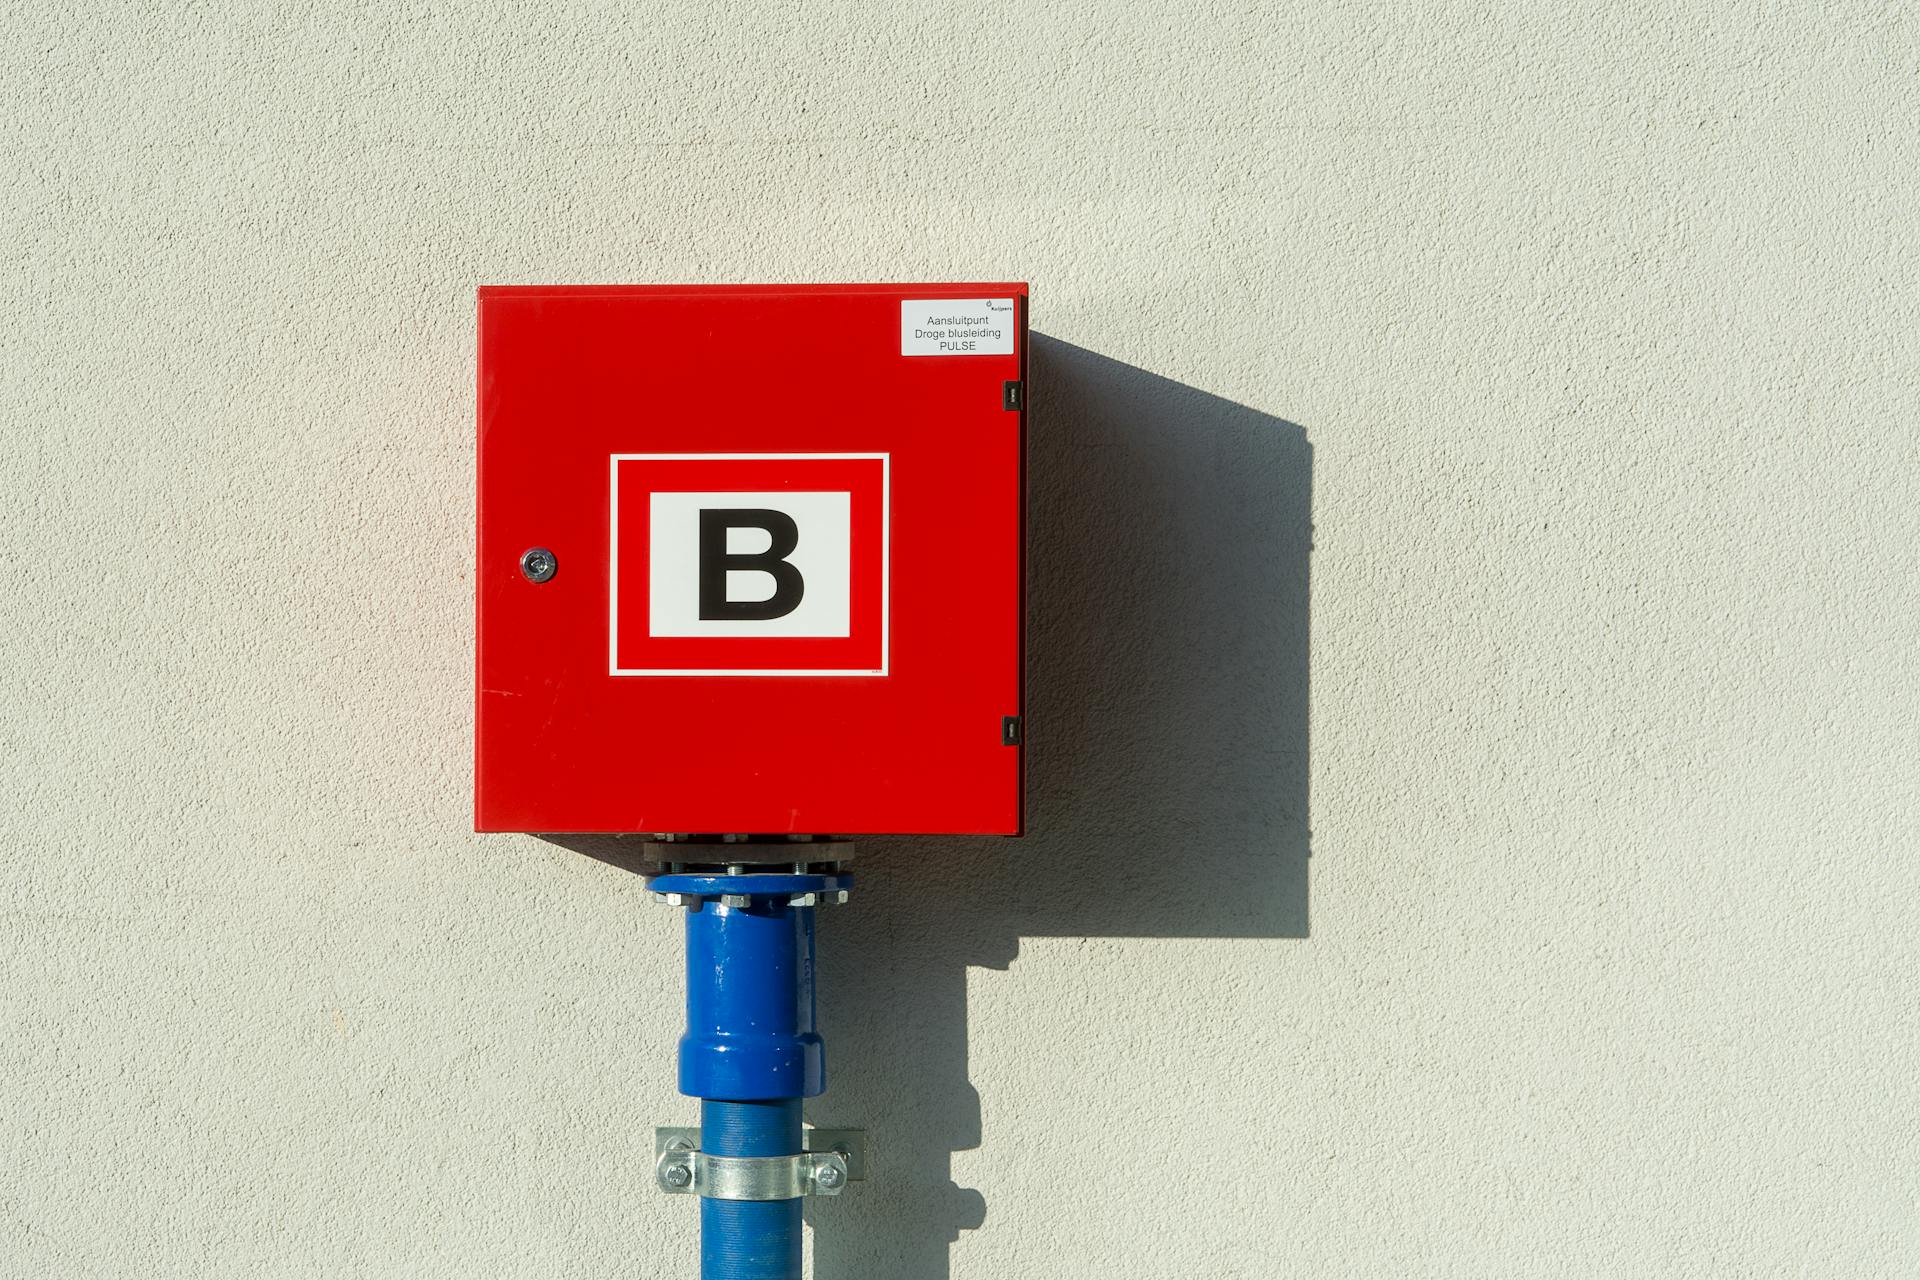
[519,547,557,583]
[814,1161,846,1190]
[661,1161,692,1189]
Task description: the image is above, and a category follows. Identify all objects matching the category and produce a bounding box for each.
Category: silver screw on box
[520,547,557,583]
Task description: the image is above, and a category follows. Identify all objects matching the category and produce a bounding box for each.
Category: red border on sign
[610,454,888,675]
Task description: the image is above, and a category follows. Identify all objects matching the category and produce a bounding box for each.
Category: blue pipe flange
[648,871,853,904]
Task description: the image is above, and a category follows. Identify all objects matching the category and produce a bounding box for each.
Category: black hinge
[1002,715,1023,746]
[1002,380,1023,412]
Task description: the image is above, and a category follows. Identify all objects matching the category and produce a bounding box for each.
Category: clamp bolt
[814,1161,846,1190]
[661,1162,692,1189]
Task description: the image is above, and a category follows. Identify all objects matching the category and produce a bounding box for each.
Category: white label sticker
[901,298,1017,356]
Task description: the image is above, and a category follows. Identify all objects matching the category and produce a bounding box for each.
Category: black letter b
[698,509,804,620]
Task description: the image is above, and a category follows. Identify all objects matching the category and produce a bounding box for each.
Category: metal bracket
[654,1127,866,1200]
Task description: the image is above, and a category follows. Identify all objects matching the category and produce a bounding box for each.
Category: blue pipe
[682,895,825,1280]
[700,1100,802,1280]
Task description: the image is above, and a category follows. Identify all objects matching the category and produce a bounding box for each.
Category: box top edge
[478,282,1030,301]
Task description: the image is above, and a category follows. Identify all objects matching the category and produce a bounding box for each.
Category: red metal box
[475,284,1027,835]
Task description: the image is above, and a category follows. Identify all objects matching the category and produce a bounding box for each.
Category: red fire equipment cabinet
[476,283,1027,837]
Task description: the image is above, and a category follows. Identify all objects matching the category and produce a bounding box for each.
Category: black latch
[1002,380,1023,412]
[1002,715,1022,746]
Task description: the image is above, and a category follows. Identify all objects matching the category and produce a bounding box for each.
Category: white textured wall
[5,3,1916,1276]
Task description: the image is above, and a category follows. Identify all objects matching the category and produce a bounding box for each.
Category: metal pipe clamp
[654,1127,865,1201]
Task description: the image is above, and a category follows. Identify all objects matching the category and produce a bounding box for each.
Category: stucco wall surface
[3,3,1916,1277]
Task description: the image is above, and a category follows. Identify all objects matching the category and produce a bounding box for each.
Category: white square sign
[647,490,852,637]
